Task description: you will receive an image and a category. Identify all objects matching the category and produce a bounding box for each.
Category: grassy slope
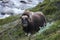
[1,23,24,40]
[0,15,24,40]
[36,20,60,40]
[30,0,60,21]
[0,15,20,25]
[30,0,60,13]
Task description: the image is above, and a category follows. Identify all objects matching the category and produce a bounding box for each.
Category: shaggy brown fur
[21,10,46,34]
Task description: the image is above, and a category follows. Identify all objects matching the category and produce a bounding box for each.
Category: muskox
[21,10,46,35]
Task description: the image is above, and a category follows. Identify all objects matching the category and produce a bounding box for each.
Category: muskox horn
[28,18,31,22]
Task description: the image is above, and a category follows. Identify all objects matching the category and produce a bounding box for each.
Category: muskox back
[21,11,46,34]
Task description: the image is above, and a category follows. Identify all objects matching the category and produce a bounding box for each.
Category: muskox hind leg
[34,23,40,32]
[34,27,40,32]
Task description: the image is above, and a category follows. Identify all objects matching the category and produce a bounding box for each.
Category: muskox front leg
[27,33,31,37]
[28,33,31,40]
[25,33,28,36]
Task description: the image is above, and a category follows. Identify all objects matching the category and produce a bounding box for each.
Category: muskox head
[21,10,31,27]
[21,15,29,27]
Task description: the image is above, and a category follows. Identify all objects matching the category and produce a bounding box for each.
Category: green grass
[0,15,20,25]
[36,20,60,40]
[29,0,60,15]
[29,0,60,22]
[0,22,24,40]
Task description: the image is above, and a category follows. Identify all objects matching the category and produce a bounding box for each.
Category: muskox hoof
[25,33,28,36]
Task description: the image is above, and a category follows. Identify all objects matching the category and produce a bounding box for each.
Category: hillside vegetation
[30,0,60,22]
[0,15,20,25]
[36,20,60,40]
[0,15,24,40]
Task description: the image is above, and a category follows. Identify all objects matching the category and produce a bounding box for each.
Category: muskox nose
[23,20,27,24]
[22,19,28,24]
[22,20,28,27]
